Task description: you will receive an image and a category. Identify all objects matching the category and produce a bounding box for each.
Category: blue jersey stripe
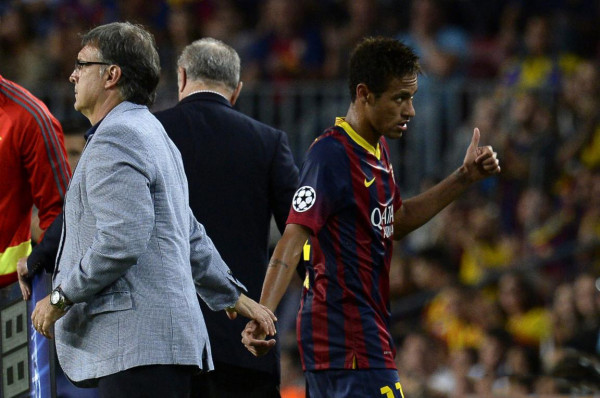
[290,124,401,371]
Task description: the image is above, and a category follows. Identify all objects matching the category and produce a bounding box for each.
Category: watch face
[51,290,61,305]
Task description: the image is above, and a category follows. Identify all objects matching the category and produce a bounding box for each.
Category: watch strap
[51,286,72,311]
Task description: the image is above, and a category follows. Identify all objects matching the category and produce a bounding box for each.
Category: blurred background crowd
[1,0,599,396]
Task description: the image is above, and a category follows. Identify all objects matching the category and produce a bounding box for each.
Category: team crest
[292,186,316,212]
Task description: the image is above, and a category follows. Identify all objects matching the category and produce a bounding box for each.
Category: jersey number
[380,382,404,398]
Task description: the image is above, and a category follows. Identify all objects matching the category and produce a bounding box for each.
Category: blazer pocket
[87,291,132,316]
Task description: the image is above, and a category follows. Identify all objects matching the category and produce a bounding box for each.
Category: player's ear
[356,83,370,104]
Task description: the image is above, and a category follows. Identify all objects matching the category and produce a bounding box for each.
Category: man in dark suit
[154,38,299,398]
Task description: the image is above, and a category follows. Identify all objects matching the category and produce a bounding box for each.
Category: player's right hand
[241,320,276,357]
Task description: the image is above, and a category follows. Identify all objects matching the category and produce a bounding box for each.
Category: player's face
[69,45,108,120]
[366,74,417,140]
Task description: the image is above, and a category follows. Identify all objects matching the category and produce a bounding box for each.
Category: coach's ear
[104,65,122,89]
[230,81,243,106]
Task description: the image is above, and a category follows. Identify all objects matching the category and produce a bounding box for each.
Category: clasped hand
[225,293,277,352]
[241,319,277,357]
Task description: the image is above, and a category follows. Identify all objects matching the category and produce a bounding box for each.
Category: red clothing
[0,75,71,286]
[288,118,402,371]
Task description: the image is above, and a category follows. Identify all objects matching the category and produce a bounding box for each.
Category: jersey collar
[335,117,381,160]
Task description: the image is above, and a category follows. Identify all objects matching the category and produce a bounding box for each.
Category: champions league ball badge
[292,186,316,212]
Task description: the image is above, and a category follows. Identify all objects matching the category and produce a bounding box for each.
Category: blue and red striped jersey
[287,117,402,371]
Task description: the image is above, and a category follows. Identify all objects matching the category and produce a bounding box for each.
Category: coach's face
[69,45,108,121]
[365,74,417,140]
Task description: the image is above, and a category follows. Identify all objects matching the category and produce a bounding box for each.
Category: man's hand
[227,293,277,337]
[462,128,501,182]
[241,319,277,357]
[31,294,67,339]
[16,257,31,300]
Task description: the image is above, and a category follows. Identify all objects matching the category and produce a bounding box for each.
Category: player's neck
[345,105,381,148]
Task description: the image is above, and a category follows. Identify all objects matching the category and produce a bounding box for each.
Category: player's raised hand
[463,127,501,182]
[241,320,277,357]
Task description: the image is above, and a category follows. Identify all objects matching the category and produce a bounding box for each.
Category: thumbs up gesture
[462,127,501,182]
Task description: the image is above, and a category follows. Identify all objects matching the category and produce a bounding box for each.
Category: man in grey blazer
[30,22,276,398]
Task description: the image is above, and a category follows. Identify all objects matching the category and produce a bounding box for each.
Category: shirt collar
[335,117,380,160]
[182,91,231,107]
[84,117,104,141]
[186,90,229,102]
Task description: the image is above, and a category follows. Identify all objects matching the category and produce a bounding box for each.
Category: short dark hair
[81,22,160,106]
[348,37,421,102]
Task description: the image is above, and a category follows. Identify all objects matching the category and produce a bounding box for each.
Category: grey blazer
[53,102,244,387]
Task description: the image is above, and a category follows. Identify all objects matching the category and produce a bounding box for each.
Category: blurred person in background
[409,244,458,293]
[574,169,600,271]
[457,203,518,287]
[243,0,325,82]
[497,271,551,347]
[556,59,600,173]
[498,344,541,392]
[470,327,513,396]
[0,3,52,91]
[498,14,581,93]
[573,273,600,329]
[499,91,557,191]
[546,350,600,394]
[321,0,389,80]
[567,273,600,355]
[395,0,470,193]
[428,347,477,397]
[541,281,581,371]
[395,330,444,397]
[424,283,488,353]
[514,186,579,284]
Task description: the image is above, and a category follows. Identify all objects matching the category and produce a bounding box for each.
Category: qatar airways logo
[371,204,394,238]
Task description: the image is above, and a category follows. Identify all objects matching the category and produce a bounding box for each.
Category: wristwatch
[50,286,72,311]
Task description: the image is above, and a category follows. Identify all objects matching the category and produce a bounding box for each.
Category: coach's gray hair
[177,38,240,91]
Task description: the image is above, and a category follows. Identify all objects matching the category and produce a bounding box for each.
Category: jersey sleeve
[20,110,71,230]
[286,135,349,235]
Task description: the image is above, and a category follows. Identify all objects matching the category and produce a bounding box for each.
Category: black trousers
[191,361,280,398]
[97,365,195,398]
